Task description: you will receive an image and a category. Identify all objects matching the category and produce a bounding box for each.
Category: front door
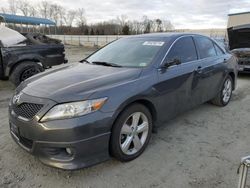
[155,36,201,122]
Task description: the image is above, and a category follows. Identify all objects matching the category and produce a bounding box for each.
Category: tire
[9,61,44,87]
[110,104,153,162]
[211,75,233,107]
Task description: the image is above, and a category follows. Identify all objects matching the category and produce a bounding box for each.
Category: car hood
[0,26,26,47]
[20,63,142,102]
[231,48,250,58]
[228,26,250,50]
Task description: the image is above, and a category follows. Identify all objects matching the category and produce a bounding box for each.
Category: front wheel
[9,61,44,87]
[211,76,233,106]
[110,104,152,162]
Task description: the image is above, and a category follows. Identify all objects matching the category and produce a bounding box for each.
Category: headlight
[40,97,108,122]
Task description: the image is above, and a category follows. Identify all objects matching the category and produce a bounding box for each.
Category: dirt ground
[1,46,250,188]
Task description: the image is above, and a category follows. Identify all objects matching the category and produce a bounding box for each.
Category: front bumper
[10,127,111,170]
[9,94,114,170]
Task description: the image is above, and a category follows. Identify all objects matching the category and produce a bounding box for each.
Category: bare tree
[162,20,174,31]
[16,1,38,17]
[117,15,128,26]
[1,7,8,14]
[17,0,30,16]
[129,20,143,34]
[37,2,65,25]
[116,15,128,34]
[77,8,86,27]
[29,6,37,17]
[8,0,18,14]
[48,4,60,25]
[2,0,174,35]
[39,1,50,19]
[64,10,77,27]
[58,6,66,26]
[142,16,152,33]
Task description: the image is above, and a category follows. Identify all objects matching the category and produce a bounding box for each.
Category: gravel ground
[1,46,250,188]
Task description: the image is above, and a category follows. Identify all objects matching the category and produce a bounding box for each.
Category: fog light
[66,148,73,155]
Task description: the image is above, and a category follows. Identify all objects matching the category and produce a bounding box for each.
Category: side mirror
[163,58,181,68]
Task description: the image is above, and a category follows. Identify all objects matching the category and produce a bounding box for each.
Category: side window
[166,37,198,63]
[195,36,217,59]
[214,43,224,56]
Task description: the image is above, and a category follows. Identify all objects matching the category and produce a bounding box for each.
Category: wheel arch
[228,71,236,90]
[8,59,42,77]
[111,98,158,131]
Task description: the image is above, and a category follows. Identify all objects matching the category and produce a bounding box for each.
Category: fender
[110,94,158,129]
[4,54,45,77]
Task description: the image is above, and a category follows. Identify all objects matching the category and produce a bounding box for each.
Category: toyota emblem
[13,93,22,105]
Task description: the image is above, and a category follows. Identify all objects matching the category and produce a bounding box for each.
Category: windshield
[86,38,166,67]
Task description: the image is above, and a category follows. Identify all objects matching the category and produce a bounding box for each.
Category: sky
[2,0,250,29]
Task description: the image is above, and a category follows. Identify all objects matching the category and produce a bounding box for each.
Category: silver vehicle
[228,13,250,73]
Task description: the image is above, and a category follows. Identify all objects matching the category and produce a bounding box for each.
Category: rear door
[193,36,227,102]
[155,36,201,121]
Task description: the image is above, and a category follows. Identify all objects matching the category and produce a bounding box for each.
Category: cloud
[1,0,250,29]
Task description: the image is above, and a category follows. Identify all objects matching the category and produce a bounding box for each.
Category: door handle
[195,66,202,74]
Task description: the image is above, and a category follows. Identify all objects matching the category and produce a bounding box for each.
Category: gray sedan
[9,33,238,169]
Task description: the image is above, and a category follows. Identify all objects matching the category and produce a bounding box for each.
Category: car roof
[126,32,206,41]
[123,33,226,52]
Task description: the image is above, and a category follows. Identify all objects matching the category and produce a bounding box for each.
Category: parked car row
[8,32,238,169]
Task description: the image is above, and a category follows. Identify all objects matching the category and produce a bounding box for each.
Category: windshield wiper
[91,61,122,67]
[80,59,91,64]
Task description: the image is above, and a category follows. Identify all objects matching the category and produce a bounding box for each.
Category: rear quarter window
[195,36,217,59]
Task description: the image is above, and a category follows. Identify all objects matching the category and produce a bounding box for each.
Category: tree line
[1,0,174,35]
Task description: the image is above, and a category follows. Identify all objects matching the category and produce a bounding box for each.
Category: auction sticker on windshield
[143,41,165,46]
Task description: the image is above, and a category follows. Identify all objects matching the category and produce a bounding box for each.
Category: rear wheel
[110,104,152,162]
[211,76,233,106]
[9,61,44,87]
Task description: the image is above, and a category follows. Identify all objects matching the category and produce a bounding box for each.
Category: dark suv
[0,26,67,86]
[9,33,238,170]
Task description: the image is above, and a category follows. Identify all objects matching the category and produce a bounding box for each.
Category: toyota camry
[9,33,238,169]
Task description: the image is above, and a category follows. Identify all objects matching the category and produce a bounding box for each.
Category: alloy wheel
[222,78,232,104]
[119,112,149,155]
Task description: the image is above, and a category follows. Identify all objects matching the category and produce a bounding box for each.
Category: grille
[244,68,250,72]
[13,103,43,119]
[239,61,250,65]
